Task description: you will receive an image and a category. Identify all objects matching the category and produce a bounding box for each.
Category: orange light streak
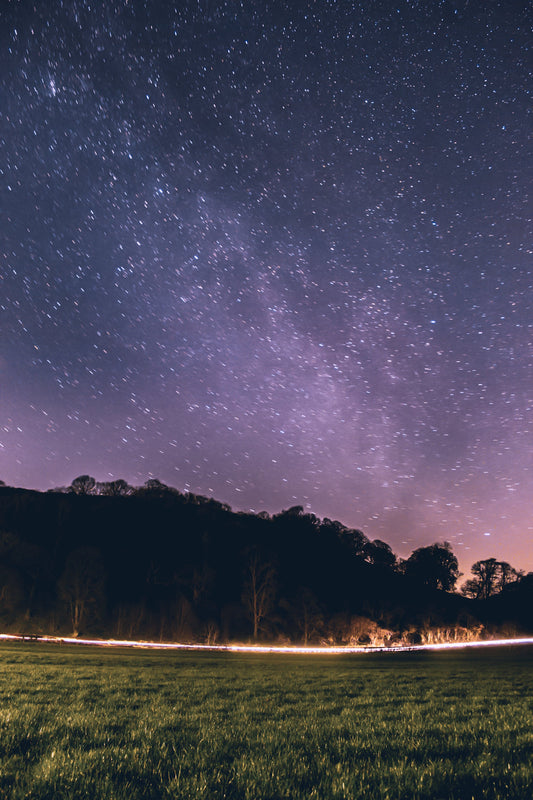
[1,633,532,654]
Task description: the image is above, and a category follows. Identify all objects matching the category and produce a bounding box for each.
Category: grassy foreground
[0,643,532,799]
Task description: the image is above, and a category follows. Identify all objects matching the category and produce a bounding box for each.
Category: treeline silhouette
[0,477,531,644]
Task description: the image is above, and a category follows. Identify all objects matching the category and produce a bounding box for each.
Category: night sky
[1,1,531,574]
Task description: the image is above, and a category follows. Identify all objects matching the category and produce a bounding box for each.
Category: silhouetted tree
[242,550,276,640]
[401,542,460,591]
[70,475,96,495]
[114,602,146,640]
[174,594,197,641]
[281,587,324,644]
[322,519,369,558]
[146,478,166,490]
[58,547,106,635]
[344,528,369,558]
[0,532,48,620]
[461,558,521,599]
[365,539,397,570]
[497,561,522,590]
[0,563,24,616]
[278,505,305,518]
[97,479,133,497]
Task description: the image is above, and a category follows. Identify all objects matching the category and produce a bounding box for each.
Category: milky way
[1,1,531,572]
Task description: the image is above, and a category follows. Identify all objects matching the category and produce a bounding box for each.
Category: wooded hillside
[0,481,530,643]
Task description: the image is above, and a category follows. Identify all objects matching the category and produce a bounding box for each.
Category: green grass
[0,643,532,799]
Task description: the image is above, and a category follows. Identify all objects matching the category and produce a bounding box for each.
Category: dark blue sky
[1,1,531,574]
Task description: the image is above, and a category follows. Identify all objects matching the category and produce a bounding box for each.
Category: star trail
[1,1,531,572]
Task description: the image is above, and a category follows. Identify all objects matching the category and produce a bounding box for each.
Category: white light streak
[1,633,532,654]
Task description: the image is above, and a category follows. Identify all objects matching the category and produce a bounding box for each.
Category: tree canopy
[401,542,461,592]
[461,558,522,600]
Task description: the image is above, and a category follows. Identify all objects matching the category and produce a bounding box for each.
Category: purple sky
[1,1,531,575]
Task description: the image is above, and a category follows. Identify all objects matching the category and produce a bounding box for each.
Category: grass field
[0,643,531,799]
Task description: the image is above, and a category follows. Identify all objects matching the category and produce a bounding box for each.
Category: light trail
[1,633,533,654]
